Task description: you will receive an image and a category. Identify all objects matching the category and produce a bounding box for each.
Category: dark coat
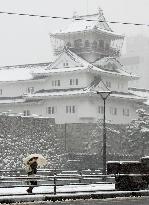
[27,161,37,175]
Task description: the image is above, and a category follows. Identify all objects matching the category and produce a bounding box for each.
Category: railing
[53,46,120,57]
[0,169,114,195]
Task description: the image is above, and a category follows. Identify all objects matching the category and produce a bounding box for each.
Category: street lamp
[97,91,111,178]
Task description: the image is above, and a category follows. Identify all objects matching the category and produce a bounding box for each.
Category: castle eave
[110,92,146,102]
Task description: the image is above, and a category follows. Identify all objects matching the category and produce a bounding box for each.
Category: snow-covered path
[0,183,115,195]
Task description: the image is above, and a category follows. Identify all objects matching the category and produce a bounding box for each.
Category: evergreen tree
[86,119,124,155]
[125,109,149,156]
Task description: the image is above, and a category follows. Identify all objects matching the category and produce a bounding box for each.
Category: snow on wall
[0,115,66,170]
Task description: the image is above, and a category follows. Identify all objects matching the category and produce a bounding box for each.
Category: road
[7,196,149,205]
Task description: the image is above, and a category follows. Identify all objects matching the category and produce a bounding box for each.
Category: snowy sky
[0,0,149,66]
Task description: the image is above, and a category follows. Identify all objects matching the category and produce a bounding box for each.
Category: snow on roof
[93,57,137,79]
[110,91,146,102]
[24,85,144,103]
[119,161,140,164]
[43,48,133,78]
[0,67,33,82]
[51,13,102,34]
[129,88,149,105]
[85,76,111,93]
[27,88,90,99]
[0,98,25,104]
[141,156,149,159]
[51,10,123,38]
[52,26,123,39]
[91,65,134,78]
[48,47,90,70]
[42,67,87,74]
[0,63,50,82]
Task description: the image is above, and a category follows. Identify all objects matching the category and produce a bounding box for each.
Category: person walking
[26,157,38,193]
[23,153,47,193]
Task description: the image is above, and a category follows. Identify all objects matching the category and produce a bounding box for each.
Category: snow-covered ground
[0,183,115,195]
[0,183,115,204]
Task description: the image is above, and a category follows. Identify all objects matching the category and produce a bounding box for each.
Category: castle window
[52,80,60,87]
[47,106,55,115]
[105,81,111,88]
[98,106,104,114]
[85,40,90,48]
[63,62,69,67]
[123,108,129,117]
[66,105,76,114]
[70,78,79,85]
[27,87,34,94]
[23,110,30,116]
[118,83,124,90]
[76,78,78,85]
[110,107,117,115]
[92,40,97,49]
[99,40,104,50]
[66,42,71,47]
[105,43,110,50]
[74,39,83,48]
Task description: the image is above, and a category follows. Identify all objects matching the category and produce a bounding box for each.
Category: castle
[0,9,145,124]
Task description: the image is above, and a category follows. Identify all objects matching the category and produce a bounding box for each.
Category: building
[119,55,140,88]
[0,9,145,124]
[120,35,149,90]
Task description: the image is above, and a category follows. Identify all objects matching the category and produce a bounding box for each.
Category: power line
[0,10,149,27]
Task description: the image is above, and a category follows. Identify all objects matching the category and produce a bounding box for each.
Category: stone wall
[56,123,141,170]
[0,115,139,170]
[56,123,127,154]
[0,115,66,170]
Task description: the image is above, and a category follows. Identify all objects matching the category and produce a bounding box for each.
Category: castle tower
[50,8,124,63]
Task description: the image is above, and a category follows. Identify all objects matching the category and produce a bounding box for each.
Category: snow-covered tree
[125,109,149,156]
[86,119,125,155]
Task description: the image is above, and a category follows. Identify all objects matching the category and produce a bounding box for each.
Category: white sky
[0,0,149,66]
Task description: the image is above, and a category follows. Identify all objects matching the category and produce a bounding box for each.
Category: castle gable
[93,57,135,78]
[52,8,113,35]
[47,48,90,70]
[93,57,121,72]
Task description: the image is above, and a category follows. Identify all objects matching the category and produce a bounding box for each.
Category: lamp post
[97,91,111,178]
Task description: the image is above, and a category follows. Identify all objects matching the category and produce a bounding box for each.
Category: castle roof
[0,63,50,82]
[51,10,124,39]
[0,96,25,104]
[40,48,137,79]
[129,87,149,106]
[0,48,136,82]
[24,88,145,103]
[24,77,145,103]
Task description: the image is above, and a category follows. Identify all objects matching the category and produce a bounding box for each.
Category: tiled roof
[0,96,43,104]
[0,96,25,104]
[24,80,145,103]
[110,91,146,101]
[35,88,83,93]
[129,87,149,105]
[0,62,50,82]
[51,10,123,38]
[45,48,134,78]
[0,48,134,82]
[24,89,145,103]
[93,57,137,78]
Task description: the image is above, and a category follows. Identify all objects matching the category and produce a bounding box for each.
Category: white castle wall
[0,94,137,125]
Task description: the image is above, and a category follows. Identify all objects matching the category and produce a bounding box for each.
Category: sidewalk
[0,183,149,204]
[0,183,115,195]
